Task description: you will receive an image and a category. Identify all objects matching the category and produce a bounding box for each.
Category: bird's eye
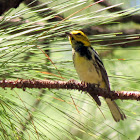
[77,33,81,35]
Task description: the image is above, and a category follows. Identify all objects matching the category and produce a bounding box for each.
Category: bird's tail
[105,98,126,122]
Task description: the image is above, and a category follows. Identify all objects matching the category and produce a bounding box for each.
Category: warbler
[66,30,126,122]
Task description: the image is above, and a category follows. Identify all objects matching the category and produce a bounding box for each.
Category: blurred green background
[0,0,140,139]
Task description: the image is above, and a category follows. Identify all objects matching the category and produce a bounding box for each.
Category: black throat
[74,41,92,60]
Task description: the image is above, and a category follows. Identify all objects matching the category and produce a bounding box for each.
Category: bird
[66,30,126,122]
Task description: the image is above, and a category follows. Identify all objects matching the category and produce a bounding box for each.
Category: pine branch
[94,0,140,24]
[0,16,139,47]
[0,79,140,101]
[24,0,62,22]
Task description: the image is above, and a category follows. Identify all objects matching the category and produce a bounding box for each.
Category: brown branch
[0,79,140,101]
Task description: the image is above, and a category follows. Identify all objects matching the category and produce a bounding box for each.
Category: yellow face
[67,30,91,48]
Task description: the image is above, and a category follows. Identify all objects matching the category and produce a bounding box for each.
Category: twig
[0,79,140,101]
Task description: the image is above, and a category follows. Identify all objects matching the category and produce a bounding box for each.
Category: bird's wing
[91,47,110,90]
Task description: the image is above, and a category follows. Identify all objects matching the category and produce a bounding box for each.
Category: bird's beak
[65,32,72,36]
